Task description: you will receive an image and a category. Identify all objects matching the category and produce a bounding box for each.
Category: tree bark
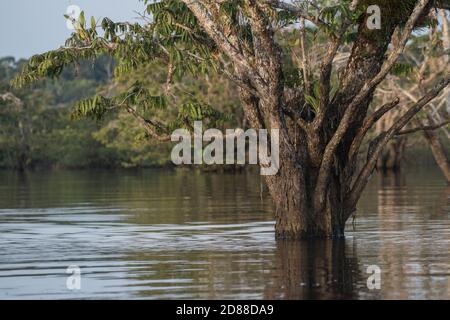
[374,104,407,171]
[267,146,349,239]
[422,125,450,183]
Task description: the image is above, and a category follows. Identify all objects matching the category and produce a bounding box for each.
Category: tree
[93,59,241,168]
[376,9,450,180]
[13,0,450,239]
[0,58,55,170]
[0,57,115,170]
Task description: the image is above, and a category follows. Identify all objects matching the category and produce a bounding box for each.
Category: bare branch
[181,0,267,130]
[347,74,450,212]
[397,119,450,135]
[348,98,400,161]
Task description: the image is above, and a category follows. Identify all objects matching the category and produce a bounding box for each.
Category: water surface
[0,168,449,299]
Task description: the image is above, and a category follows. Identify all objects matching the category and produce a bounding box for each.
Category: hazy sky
[0,0,145,59]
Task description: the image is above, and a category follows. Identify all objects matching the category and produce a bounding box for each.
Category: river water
[0,168,449,299]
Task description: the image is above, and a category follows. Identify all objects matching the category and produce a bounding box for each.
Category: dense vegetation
[0,56,240,170]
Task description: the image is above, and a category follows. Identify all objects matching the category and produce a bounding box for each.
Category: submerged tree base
[275,219,347,240]
[275,231,347,240]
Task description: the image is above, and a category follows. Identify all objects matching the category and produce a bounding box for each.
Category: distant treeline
[0,56,241,170]
[0,56,176,170]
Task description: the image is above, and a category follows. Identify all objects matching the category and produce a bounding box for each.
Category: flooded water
[0,168,449,300]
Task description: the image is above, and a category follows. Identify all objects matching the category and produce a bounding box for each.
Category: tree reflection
[376,170,450,299]
[264,239,359,299]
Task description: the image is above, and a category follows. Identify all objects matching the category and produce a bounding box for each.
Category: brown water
[0,168,449,300]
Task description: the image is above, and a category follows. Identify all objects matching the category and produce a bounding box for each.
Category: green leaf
[91,16,96,30]
[79,11,85,26]
[391,63,414,76]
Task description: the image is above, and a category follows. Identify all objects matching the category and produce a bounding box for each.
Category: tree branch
[124,105,171,142]
[181,0,266,130]
[346,73,450,213]
[313,0,431,212]
[348,97,400,161]
[354,0,431,102]
[244,0,282,81]
[396,118,450,135]
[313,10,356,130]
[181,0,251,72]
[262,0,331,30]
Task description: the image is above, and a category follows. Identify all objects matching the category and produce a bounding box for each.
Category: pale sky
[0,0,145,59]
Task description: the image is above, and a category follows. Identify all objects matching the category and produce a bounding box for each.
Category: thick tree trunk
[265,149,349,239]
[269,179,348,239]
[265,156,307,239]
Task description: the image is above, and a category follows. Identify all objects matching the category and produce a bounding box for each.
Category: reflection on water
[264,240,360,299]
[0,168,448,299]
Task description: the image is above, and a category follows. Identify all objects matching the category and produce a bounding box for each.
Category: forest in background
[0,54,446,171]
[0,55,241,170]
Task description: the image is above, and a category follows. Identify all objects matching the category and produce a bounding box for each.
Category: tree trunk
[375,105,407,171]
[376,138,407,172]
[423,127,450,183]
[265,148,349,239]
[265,155,308,239]
[268,175,348,239]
